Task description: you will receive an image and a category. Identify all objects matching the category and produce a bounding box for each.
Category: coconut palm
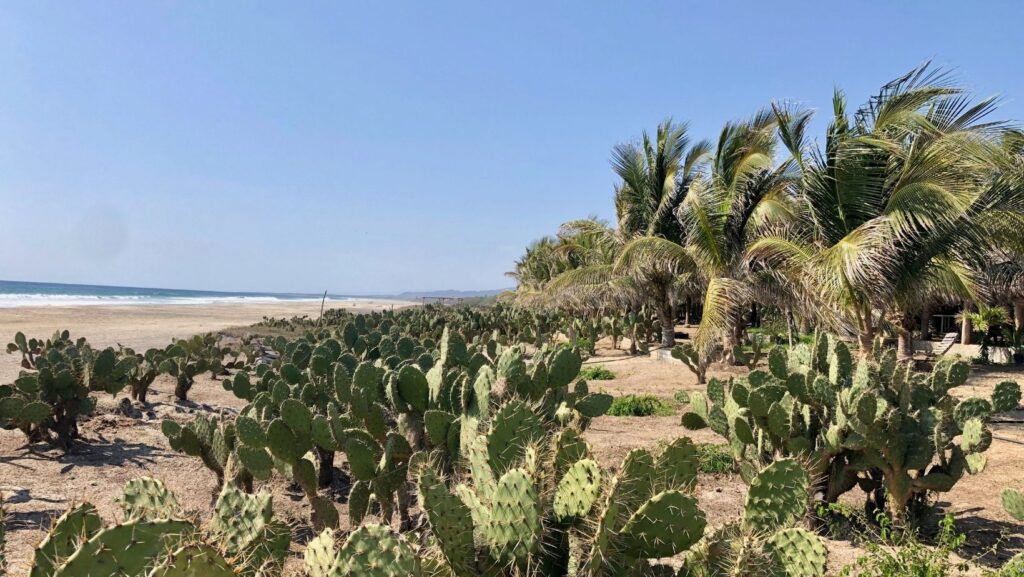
[753,63,1019,356]
[677,108,801,361]
[611,120,712,347]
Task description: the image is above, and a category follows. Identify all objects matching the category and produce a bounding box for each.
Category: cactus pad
[486,400,544,475]
[484,468,541,563]
[768,528,827,577]
[29,503,102,577]
[742,459,809,533]
[335,524,419,577]
[554,459,602,521]
[148,544,236,577]
[418,468,475,575]
[954,397,992,426]
[992,381,1021,413]
[655,436,698,491]
[1003,488,1024,521]
[54,520,194,577]
[548,348,582,388]
[398,365,429,413]
[620,490,706,558]
[304,529,337,577]
[117,477,179,520]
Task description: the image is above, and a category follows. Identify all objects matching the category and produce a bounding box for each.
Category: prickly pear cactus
[768,528,829,577]
[304,529,337,577]
[1003,488,1024,521]
[553,459,602,521]
[992,381,1022,413]
[681,332,1018,522]
[742,459,809,533]
[29,503,103,577]
[1,336,133,450]
[334,525,420,577]
[619,490,705,558]
[484,468,542,563]
[147,544,237,577]
[52,519,196,577]
[117,477,179,520]
[685,461,827,577]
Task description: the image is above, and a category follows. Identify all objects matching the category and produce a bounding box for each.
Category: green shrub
[694,443,734,474]
[606,394,675,417]
[840,514,968,577]
[579,365,615,380]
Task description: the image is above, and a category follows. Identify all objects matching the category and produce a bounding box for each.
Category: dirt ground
[1,333,1023,575]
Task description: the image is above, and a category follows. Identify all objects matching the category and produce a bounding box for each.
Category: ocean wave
[0,293,349,308]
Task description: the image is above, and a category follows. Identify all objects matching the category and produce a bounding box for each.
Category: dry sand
[0,299,414,382]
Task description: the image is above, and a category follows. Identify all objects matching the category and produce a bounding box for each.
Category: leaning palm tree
[611,120,712,347]
[753,63,1020,356]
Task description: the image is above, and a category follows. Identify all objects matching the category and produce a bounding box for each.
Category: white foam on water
[0,294,350,308]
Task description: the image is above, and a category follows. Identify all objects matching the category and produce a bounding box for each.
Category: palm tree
[958,304,1011,363]
[754,63,1018,356]
[677,108,800,361]
[611,120,711,347]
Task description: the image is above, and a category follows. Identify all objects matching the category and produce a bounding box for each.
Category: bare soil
[1,334,1023,575]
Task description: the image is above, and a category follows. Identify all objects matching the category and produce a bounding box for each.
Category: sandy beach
[0,299,414,372]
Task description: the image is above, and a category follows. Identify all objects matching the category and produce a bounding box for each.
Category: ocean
[0,280,350,308]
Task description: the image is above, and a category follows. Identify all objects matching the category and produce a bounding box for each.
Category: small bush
[840,514,969,577]
[579,365,615,380]
[695,443,734,474]
[606,394,675,417]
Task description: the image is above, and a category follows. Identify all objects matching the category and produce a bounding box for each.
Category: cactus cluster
[299,433,708,577]
[296,445,825,577]
[0,338,134,449]
[168,312,611,530]
[27,478,288,577]
[162,413,255,491]
[1,330,243,451]
[682,333,1022,521]
[160,334,231,401]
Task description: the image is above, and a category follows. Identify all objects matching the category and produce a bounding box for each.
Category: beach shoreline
[0,298,415,360]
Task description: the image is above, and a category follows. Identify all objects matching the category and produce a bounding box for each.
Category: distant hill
[390,288,511,299]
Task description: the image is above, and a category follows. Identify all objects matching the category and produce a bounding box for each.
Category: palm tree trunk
[896,332,913,360]
[856,317,875,358]
[655,284,676,348]
[657,302,675,348]
[1015,301,1024,331]
[961,303,974,345]
[786,308,795,348]
[896,311,917,360]
[684,297,692,326]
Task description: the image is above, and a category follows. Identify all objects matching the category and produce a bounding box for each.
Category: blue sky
[1,1,1022,295]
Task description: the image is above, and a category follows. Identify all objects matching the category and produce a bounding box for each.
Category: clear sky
[1,2,1022,295]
